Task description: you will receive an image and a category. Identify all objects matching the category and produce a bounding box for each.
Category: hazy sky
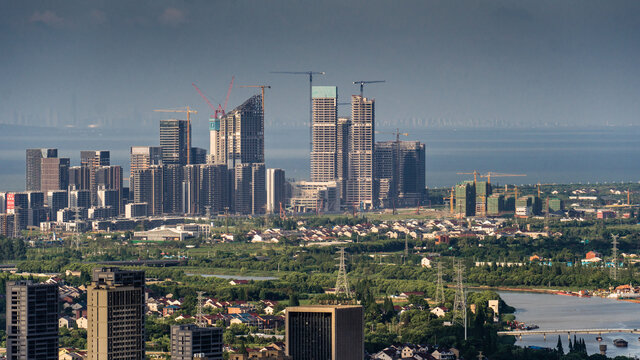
[2,0,640,129]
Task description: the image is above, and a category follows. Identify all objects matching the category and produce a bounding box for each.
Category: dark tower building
[375,140,425,207]
[170,324,223,360]
[286,305,363,360]
[26,148,57,191]
[160,119,190,166]
[6,280,59,360]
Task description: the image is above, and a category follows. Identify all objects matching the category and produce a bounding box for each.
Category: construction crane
[481,172,527,185]
[153,107,198,164]
[238,85,271,113]
[375,128,409,143]
[353,80,385,98]
[192,83,217,113]
[271,71,325,152]
[457,171,480,184]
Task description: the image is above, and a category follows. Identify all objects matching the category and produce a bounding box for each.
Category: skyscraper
[286,305,363,360]
[88,268,145,360]
[212,95,266,215]
[311,86,338,182]
[132,165,164,216]
[336,117,351,204]
[266,168,286,214]
[375,140,426,207]
[40,157,70,194]
[347,95,376,209]
[68,166,90,190]
[170,324,223,360]
[6,280,59,360]
[212,95,264,166]
[25,148,57,191]
[80,151,110,206]
[130,146,162,192]
[95,165,123,215]
[160,119,190,166]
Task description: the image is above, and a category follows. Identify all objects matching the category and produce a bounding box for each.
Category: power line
[453,259,467,340]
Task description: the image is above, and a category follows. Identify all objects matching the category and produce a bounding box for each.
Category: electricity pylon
[196,291,205,327]
[335,248,351,298]
[435,261,445,305]
[452,259,468,340]
[611,234,619,281]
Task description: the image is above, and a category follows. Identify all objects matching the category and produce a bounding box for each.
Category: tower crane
[481,172,526,185]
[192,83,217,114]
[153,107,198,164]
[353,80,386,98]
[457,171,480,184]
[271,70,325,152]
[238,85,271,113]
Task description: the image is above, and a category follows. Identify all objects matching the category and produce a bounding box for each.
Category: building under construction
[375,140,425,208]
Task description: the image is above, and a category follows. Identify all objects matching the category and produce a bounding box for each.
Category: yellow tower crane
[153,107,198,164]
[238,85,271,112]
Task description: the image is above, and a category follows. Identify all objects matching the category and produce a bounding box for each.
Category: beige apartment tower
[88,268,145,360]
[286,305,363,360]
[311,86,338,182]
[347,95,376,209]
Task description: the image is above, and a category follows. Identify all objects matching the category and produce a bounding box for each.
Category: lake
[499,291,640,357]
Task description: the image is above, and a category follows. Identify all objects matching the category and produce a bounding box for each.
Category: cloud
[90,10,107,25]
[29,10,65,28]
[158,7,186,26]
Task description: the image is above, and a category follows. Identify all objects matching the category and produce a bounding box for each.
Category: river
[499,291,640,357]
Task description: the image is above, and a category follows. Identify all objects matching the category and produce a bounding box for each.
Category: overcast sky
[2,0,640,129]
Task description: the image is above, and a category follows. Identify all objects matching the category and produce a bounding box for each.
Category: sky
[2,0,640,130]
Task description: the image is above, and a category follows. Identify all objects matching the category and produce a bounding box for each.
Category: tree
[289,294,300,307]
[556,335,564,354]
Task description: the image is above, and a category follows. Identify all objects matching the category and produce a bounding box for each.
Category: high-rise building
[190,147,207,165]
[132,166,164,216]
[80,151,110,206]
[88,268,145,360]
[6,280,59,360]
[160,119,190,166]
[285,305,363,360]
[97,189,119,217]
[81,150,110,168]
[375,140,426,207]
[311,86,338,182]
[347,95,376,209]
[47,190,68,214]
[181,165,201,215]
[455,182,476,217]
[68,189,91,209]
[212,95,264,166]
[170,324,223,360]
[26,148,57,191]
[211,95,266,215]
[336,117,351,204]
[163,164,183,214]
[266,168,286,214]
[68,166,90,190]
[200,164,232,215]
[130,146,162,193]
[95,165,123,215]
[40,157,70,194]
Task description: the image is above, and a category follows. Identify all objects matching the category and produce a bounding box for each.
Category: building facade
[87,268,145,360]
[285,305,363,360]
[160,119,190,166]
[40,157,70,195]
[266,168,286,214]
[311,86,338,182]
[170,324,223,360]
[26,148,57,191]
[347,95,376,209]
[6,280,59,360]
[375,140,425,207]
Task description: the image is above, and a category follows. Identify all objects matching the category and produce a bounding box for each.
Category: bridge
[498,328,640,340]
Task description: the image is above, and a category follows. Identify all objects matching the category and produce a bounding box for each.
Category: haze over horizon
[2,0,640,130]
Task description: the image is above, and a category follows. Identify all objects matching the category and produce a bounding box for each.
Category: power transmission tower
[335,248,351,298]
[435,261,445,305]
[611,234,619,281]
[452,259,468,340]
[196,291,205,327]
